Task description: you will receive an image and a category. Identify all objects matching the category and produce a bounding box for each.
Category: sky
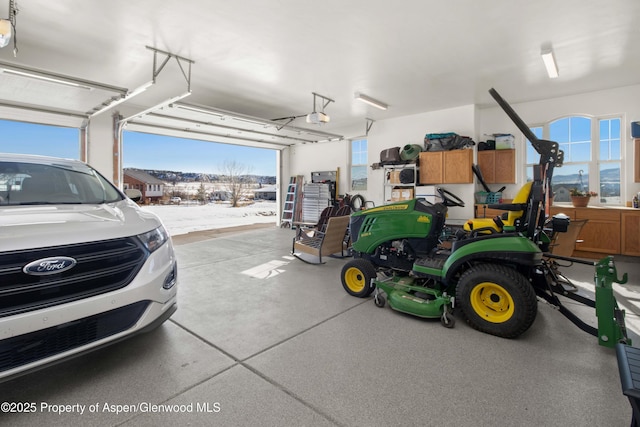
[0,119,277,176]
[123,131,276,176]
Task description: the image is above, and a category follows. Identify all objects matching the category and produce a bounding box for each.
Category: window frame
[350,138,368,191]
[524,113,624,206]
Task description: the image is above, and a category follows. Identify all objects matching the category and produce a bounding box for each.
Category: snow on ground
[141,201,278,236]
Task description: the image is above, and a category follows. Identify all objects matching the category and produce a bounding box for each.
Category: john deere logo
[417,215,431,223]
[366,204,409,213]
[23,257,77,276]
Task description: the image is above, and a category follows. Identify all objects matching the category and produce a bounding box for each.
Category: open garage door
[123,101,343,151]
[0,61,129,128]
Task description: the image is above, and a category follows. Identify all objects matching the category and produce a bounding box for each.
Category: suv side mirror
[124,189,142,202]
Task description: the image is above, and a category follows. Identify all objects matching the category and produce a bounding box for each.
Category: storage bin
[475,191,502,204]
[495,134,515,150]
[475,191,488,203]
[486,192,502,204]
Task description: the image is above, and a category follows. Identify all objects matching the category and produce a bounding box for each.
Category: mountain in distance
[551,167,619,184]
[145,169,276,185]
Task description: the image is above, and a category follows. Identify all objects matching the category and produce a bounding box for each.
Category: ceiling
[1,0,639,148]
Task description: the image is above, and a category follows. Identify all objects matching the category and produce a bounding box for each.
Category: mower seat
[464,182,532,234]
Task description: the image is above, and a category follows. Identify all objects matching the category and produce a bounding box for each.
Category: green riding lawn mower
[341,88,631,347]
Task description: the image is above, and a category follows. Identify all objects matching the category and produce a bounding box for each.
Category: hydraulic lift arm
[489,88,630,347]
[488,88,564,171]
[488,88,565,239]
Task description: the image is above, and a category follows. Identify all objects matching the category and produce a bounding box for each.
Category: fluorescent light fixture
[175,104,226,118]
[541,48,559,79]
[0,19,11,48]
[355,92,388,110]
[0,68,94,90]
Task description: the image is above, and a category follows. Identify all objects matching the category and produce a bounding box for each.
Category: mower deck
[373,274,455,327]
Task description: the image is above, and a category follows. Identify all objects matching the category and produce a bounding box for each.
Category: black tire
[456,264,537,338]
[349,194,366,211]
[441,311,455,328]
[341,259,377,297]
[374,294,386,308]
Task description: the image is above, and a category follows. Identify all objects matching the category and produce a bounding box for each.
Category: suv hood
[0,199,164,251]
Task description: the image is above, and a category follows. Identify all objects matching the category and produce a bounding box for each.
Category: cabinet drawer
[574,207,620,222]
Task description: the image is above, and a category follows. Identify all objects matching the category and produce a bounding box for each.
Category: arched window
[526,115,622,205]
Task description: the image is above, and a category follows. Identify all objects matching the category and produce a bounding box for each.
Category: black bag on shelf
[399,168,415,184]
[380,147,401,164]
[477,140,496,151]
[424,133,475,151]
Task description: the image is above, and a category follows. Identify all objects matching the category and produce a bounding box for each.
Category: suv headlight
[138,226,169,253]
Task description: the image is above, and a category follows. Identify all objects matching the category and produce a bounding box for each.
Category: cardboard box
[389,170,401,184]
[391,188,414,201]
[415,185,438,203]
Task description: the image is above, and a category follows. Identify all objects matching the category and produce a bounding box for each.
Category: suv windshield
[0,160,124,205]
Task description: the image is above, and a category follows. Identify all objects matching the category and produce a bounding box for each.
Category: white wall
[86,111,117,182]
[287,104,478,221]
[285,140,350,195]
[366,105,477,221]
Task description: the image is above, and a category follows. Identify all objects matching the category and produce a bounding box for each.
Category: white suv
[0,153,178,382]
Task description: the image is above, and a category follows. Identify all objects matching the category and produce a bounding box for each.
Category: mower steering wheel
[437,188,465,207]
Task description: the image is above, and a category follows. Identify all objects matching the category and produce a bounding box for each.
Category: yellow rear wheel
[469,282,515,323]
[456,264,537,338]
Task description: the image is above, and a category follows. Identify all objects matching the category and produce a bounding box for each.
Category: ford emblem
[23,257,78,276]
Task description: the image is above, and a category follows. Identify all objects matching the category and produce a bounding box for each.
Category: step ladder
[281,176,303,227]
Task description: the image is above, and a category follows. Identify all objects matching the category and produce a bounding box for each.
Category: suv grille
[0,237,148,317]
[0,301,150,372]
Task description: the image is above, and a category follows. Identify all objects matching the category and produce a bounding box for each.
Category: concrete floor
[2,226,640,426]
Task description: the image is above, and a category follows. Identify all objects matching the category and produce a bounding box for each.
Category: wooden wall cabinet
[549,206,620,256]
[419,149,473,184]
[419,152,443,184]
[477,149,516,183]
[635,139,640,183]
[622,210,640,256]
[574,208,620,255]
